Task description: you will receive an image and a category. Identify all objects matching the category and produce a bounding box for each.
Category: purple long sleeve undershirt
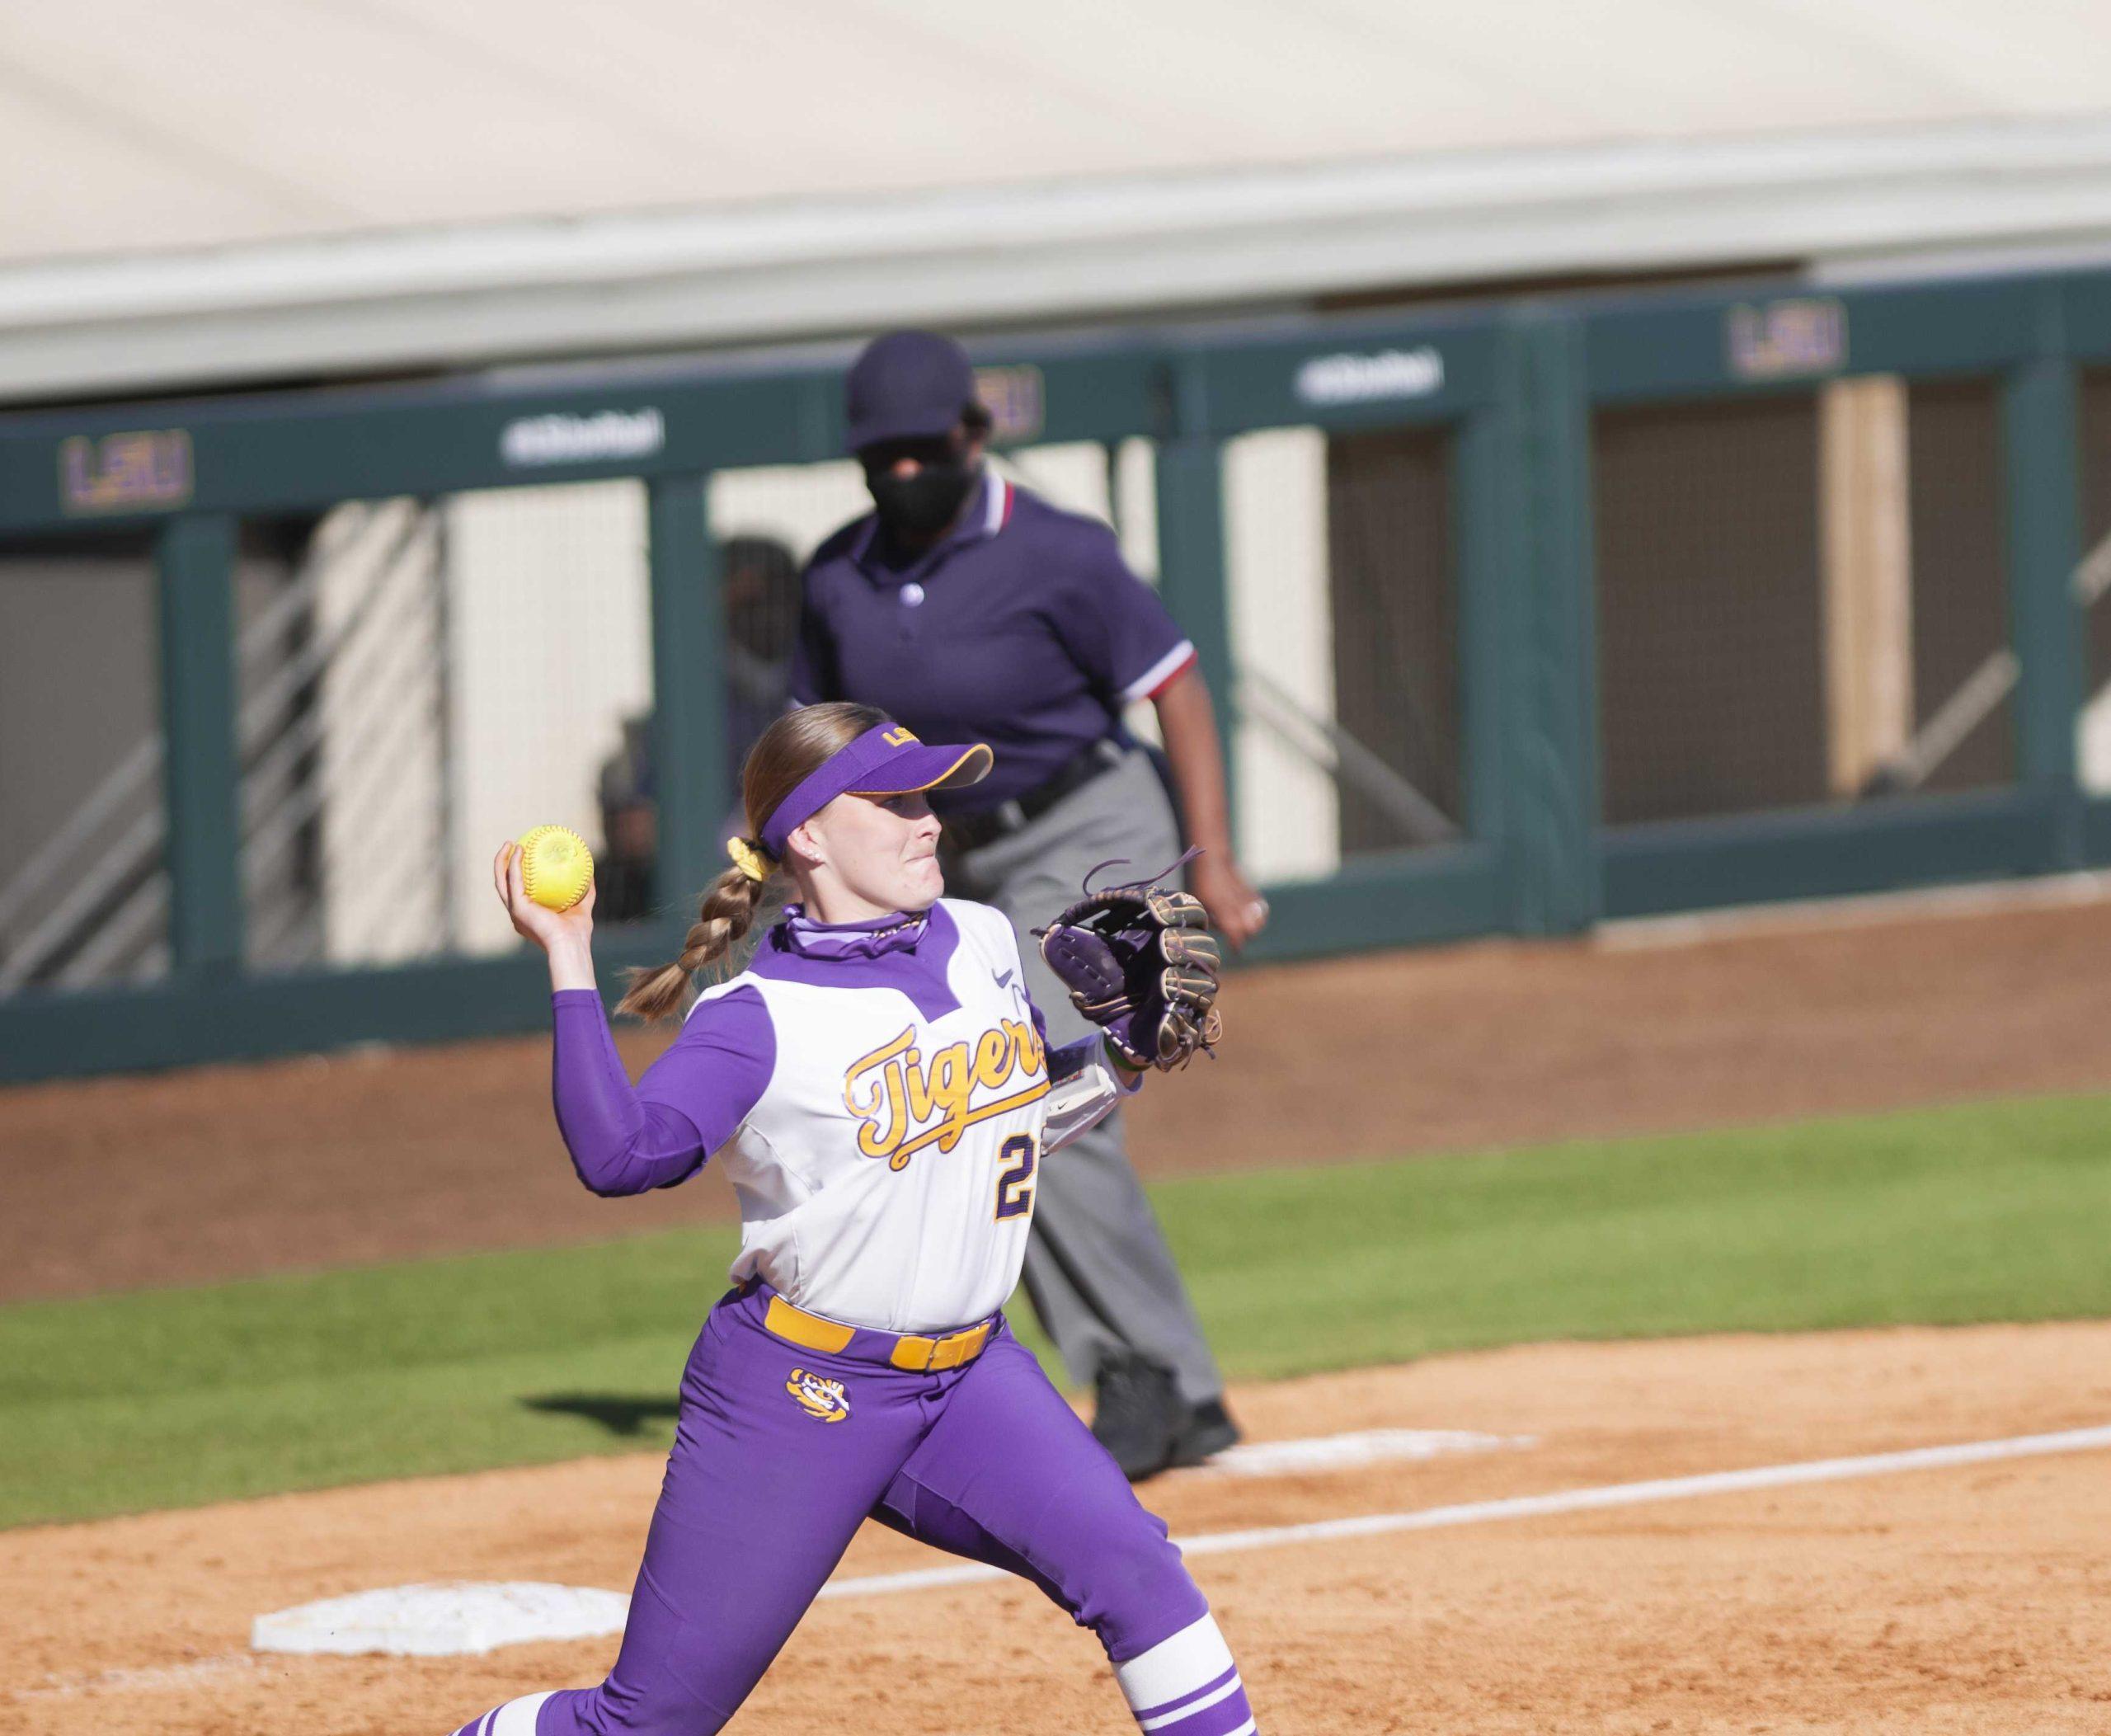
[550,988,773,1197]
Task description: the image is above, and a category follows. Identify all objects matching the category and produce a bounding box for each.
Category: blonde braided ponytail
[617,863,767,1021]
[614,700,888,1021]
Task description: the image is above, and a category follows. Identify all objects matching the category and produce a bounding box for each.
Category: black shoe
[1168,1397,1241,1469]
[1091,1356,1181,1481]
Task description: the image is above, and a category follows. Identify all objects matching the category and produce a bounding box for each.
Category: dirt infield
[9,1320,2110,1735]
[10,885,2111,1303]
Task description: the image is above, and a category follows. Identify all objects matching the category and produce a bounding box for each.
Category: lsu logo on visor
[786,1368,851,1423]
[843,1020,1048,1170]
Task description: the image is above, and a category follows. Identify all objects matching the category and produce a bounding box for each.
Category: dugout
[3,263,2111,1082]
[1582,275,2094,915]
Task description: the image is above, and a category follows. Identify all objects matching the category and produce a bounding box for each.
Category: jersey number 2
[994,1132,1038,1221]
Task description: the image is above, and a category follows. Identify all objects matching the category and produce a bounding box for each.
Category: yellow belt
[764,1294,993,1373]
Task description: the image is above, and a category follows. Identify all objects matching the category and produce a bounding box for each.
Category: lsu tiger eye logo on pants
[785,1368,851,1423]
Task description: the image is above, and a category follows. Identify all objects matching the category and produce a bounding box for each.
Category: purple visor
[759,723,992,859]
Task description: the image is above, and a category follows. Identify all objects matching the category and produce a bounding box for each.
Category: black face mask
[867,459,976,544]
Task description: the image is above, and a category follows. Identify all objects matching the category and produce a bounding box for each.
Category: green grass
[4,1091,2110,1529]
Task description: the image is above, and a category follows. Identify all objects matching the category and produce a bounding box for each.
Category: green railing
[2,263,2109,1081]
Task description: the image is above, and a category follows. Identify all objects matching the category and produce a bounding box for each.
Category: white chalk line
[34,1422,2111,1690]
[242,1430,1534,1661]
[816,1422,2111,1600]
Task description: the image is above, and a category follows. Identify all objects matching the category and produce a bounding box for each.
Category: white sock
[1115,1614,1253,1733]
[483,1691,555,1736]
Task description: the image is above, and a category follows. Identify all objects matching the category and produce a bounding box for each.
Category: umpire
[788,330,1270,1480]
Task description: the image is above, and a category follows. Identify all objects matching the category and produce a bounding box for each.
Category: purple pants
[447,1286,1257,1736]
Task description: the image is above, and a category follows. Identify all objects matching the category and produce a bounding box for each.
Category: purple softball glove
[1032,859,1224,1071]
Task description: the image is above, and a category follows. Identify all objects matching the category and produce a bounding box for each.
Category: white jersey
[684,898,1121,1332]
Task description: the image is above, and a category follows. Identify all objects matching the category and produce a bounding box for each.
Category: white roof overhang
[4,0,2111,402]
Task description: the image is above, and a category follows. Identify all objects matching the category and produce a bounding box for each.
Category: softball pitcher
[445,702,1258,1736]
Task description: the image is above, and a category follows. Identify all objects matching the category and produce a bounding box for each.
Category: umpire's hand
[1188,854,1269,951]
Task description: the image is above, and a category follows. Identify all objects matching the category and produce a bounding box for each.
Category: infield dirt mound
[9,887,2111,1302]
[7,1321,2110,1734]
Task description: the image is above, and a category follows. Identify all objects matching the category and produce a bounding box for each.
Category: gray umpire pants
[947,747,1226,1408]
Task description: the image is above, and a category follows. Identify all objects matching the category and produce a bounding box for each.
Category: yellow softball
[517,824,595,912]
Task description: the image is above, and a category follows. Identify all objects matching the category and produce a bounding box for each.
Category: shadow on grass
[521,1393,679,1438]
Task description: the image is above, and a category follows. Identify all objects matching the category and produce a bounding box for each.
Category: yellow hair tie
[726,837,773,883]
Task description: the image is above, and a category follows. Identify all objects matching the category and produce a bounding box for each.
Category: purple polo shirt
[788,473,1196,812]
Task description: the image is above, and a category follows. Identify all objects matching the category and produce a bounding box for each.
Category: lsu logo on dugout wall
[786,1368,851,1423]
[844,1020,1048,1169]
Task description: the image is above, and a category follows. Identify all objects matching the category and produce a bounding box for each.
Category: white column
[1223,427,1339,881]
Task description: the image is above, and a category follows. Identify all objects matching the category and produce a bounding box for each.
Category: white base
[1198,1428,1535,1478]
[251,1581,629,1658]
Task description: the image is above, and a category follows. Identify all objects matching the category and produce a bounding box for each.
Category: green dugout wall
[2,265,2109,1082]
[1585,274,2090,915]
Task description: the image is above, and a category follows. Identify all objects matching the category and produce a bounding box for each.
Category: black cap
[844,330,976,454]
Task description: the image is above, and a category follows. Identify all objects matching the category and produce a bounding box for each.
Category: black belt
[940,738,1128,853]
